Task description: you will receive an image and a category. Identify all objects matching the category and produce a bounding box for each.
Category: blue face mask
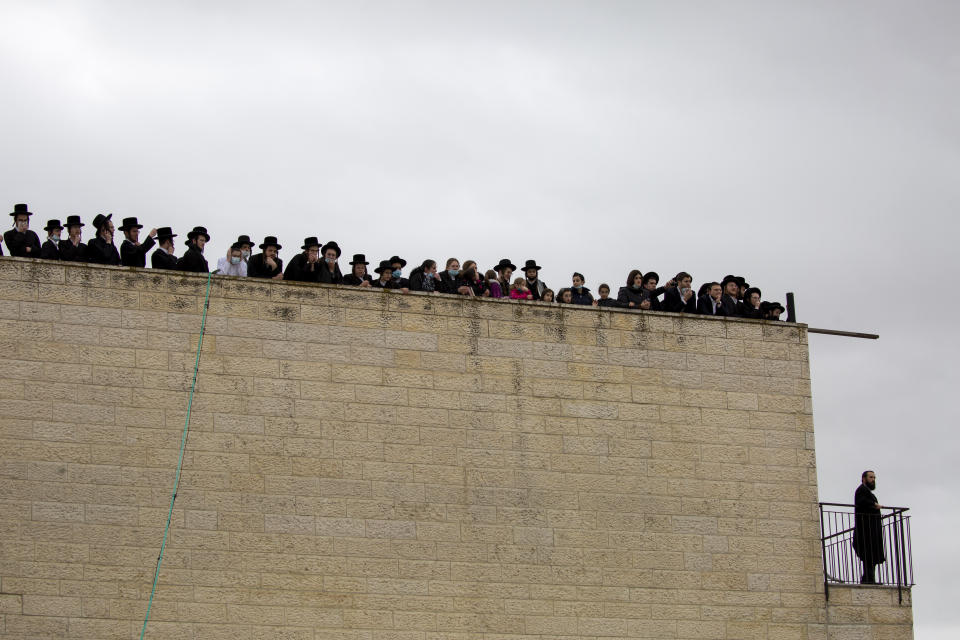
[574,284,582,290]
[448,269,459,277]
[392,269,402,278]
[230,256,241,265]
[425,272,435,279]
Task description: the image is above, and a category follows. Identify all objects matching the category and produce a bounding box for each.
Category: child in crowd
[595,283,620,307]
[485,270,502,298]
[541,289,555,303]
[558,288,573,304]
[510,277,532,299]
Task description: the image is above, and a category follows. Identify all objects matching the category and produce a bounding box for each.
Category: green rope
[140,272,213,639]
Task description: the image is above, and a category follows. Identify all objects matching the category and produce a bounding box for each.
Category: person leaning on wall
[4,203,42,258]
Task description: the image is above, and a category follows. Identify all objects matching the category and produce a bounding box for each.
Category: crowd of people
[2,204,788,320]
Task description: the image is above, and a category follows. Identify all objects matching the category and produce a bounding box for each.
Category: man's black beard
[866,480,876,490]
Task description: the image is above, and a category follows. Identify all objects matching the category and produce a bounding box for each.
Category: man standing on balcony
[853,470,885,584]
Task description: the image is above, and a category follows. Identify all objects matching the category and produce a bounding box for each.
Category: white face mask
[49,233,61,242]
[242,249,251,259]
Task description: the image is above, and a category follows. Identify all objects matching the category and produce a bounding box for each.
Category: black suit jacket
[697,295,726,316]
[59,239,87,262]
[151,248,179,270]
[248,253,283,278]
[721,294,740,317]
[86,236,121,265]
[120,236,156,268]
[663,286,697,313]
[176,246,208,273]
[40,239,61,261]
[3,229,42,258]
[283,253,322,282]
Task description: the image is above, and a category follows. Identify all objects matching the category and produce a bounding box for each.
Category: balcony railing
[819,502,913,603]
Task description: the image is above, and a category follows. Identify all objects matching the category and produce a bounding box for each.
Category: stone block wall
[0,257,912,638]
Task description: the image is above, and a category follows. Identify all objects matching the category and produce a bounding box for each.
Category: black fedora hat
[768,301,786,314]
[522,259,541,271]
[236,234,254,246]
[185,226,210,245]
[301,236,321,250]
[91,213,113,230]
[744,286,762,300]
[118,216,144,231]
[349,253,369,265]
[643,271,660,283]
[230,241,244,251]
[721,274,738,287]
[735,276,748,287]
[43,219,63,232]
[259,236,282,250]
[156,226,177,240]
[9,203,31,217]
[494,258,517,272]
[374,259,393,274]
[387,255,406,268]
[321,241,341,257]
[64,215,85,228]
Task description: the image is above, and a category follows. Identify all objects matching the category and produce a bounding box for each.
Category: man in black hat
[86,214,121,265]
[522,259,548,301]
[283,237,322,282]
[151,227,179,270]
[4,203,42,258]
[119,217,158,268]
[236,235,254,264]
[40,219,64,260]
[343,254,373,287]
[720,275,741,317]
[372,259,407,291]
[853,470,886,584]
[386,255,410,290]
[493,258,516,299]
[248,236,284,279]
[59,215,87,262]
[176,226,210,273]
[762,301,786,321]
[318,241,343,285]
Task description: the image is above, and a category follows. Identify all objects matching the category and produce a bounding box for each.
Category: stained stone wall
[0,257,912,639]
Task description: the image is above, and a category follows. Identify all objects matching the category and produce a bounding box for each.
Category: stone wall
[825,586,913,639]
[0,257,911,638]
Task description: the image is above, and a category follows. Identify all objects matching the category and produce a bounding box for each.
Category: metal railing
[819,502,913,603]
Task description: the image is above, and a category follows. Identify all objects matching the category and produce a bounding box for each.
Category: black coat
[456,276,485,297]
[372,277,403,290]
[176,245,209,273]
[318,262,343,285]
[151,248,179,270]
[853,484,885,566]
[437,272,460,294]
[721,294,741,317]
[40,239,61,261]
[59,239,87,262]
[663,286,697,313]
[86,236,121,266]
[120,236,156,268]
[408,267,439,292]
[596,298,623,308]
[525,278,547,301]
[248,253,283,279]
[569,287,594,305]
[696,295,727,316]
[740,304,763,319]
[283,253,322,282]
[3,229,42,258]
[343,273,373,286]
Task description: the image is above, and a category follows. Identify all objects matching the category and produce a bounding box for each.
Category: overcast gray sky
[2,0,958,636]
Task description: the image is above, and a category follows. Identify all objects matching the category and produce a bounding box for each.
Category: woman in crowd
[408,259,440,292]
[617,270,648,309]
[458,261,487,296]
[343,254,372,287]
